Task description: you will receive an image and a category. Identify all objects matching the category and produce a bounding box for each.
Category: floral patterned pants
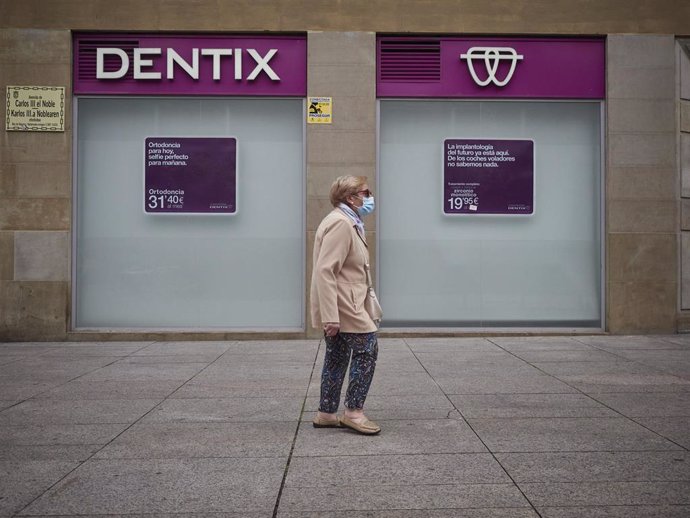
[318,331,378,413]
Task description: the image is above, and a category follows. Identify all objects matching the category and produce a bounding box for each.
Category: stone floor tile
[0,423,128,448]
[0,380,67,400]
[94,421,296,459]
[532,361,690,392]
[133,341,233,356]
[77,362,209,381]
[0,343,59,356]
[538,505,690,518]
[434,374,577,395]
[531,361,650,377]
[519,481,690,507]
[116,354,222,364]
[418,357,534,376]
[603,349,690,364]
[278,510,540,518]
[285,453,511,487]
[33,380,184,400]
[468,417,682,452]
[633,417,690,449]
[0,356,121,381]
[404,337,501,352]
[0,356,24,366]
[140,397,303,423]
[644,360,690,380]
[278,483,530,512]
[0,399,161,425]
[0,460,79,516]
[197,363,313,380]
[450,394,618,419]
[173,378,309,398]
[18,458,286,516]
[0,400,18,411]
[377,338,414,350]
[0,445,103,462]
[216,352,317,365]
[412,349,518,362]
[39,342,151,357]
[293,419,487,457]
[495,451,690,482]
[576,336,686,350]
[572,381,690,393]
[589,392,690,417]
[660,335,690,346]
[507,349,625,363]
[90,514,273,518]
[490,337,593,351]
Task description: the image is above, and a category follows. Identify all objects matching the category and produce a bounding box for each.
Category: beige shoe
[312,415,341,428]
[340,416,381,435]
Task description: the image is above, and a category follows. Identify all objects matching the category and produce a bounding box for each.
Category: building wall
[607,35,679,333]
[1,29,72,340]
[1,1,689,340]
[679,42,690,329]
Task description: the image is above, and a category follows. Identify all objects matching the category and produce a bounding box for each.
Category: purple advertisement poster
[444,139,534,215]
[145,137,237,214]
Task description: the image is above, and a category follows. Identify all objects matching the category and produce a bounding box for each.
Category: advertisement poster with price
[443,139,534,215]
[145,137,237,214]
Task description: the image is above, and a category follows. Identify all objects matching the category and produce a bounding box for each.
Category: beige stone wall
[1,29,71,341]
[606,35,678,333]
[679,42,690,329]
[1,0,689,34]
[306,32,376,339]
[1,2,688,338]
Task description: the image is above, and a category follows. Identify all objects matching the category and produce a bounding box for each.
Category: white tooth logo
[460,47,524,87]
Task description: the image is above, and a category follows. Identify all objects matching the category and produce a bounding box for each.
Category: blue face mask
[356,196,375,216]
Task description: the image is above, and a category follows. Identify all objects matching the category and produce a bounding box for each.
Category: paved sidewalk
[1,336,689,517]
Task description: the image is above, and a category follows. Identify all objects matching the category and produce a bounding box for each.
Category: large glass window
[379,100,602,327]
[75,98,304,329]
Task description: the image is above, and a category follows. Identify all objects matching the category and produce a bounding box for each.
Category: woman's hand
[323,322,340,337]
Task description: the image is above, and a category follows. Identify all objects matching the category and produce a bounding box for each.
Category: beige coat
[310,208,378,333]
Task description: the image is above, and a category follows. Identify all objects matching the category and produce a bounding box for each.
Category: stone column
[606,35,678,332]
[679,42,690,328]
[0,29,71,340]
[305,32,376,338]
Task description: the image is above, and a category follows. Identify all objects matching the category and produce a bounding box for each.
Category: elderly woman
[310,175,381,435]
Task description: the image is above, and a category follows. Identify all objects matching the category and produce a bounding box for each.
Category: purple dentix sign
[145,137,237,214]
[378,37,605,99]
[444,139,534,215]
[74,33,306,96]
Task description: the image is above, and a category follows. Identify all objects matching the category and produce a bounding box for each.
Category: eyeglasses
[356,189,373,197]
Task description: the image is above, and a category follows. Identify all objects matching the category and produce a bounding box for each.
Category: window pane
[379,100,601,327]
[76,98,304,328]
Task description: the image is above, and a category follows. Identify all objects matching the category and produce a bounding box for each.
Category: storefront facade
[1,1,689,340]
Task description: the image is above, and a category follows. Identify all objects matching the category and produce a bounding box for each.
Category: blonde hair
[329,175,368,207]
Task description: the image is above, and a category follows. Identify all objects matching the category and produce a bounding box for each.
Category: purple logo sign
[74,34,306,97]
[378,37,605,99]
[145,137,237,214]
[444,139,534,215]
